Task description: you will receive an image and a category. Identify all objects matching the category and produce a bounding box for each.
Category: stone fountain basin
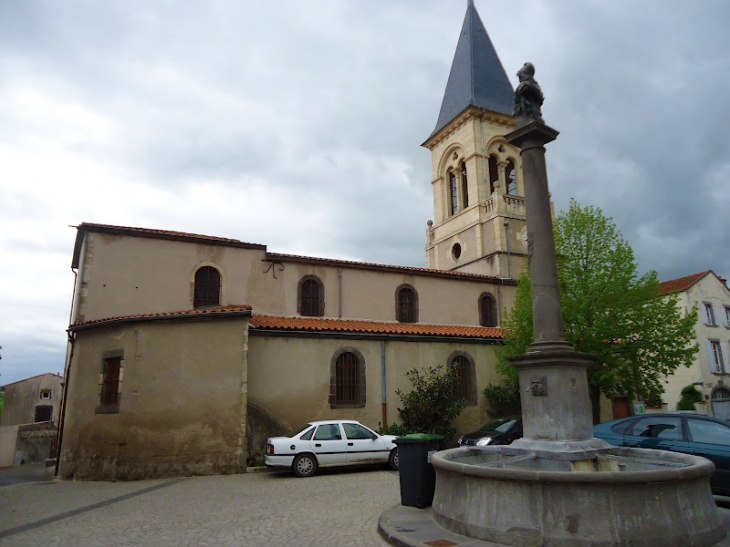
[431,445,725,547]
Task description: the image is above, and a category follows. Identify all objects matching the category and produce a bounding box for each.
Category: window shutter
[707,341,718,373]
[701,305,710,325]
[723,307,730,328]
[723,343,730,372]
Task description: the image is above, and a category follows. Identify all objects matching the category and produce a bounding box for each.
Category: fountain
[429,64,725,546]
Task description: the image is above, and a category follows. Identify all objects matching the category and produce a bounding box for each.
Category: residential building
[0,373,63,427]
[659,271,730,417]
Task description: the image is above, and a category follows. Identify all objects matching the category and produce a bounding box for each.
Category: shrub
[676,384,703,411]
[395,365,468,440]
[482,382,521,418]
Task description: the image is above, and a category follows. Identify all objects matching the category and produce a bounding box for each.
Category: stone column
[505,121,606,452]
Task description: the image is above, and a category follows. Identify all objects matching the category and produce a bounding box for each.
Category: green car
[593,413,730,496]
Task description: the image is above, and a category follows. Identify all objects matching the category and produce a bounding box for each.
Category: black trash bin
[393,434,443,508]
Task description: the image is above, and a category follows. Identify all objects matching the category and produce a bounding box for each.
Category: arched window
[449,171,458,215]
[460,161,469,208]
[194,266,221,308]
[479,293,497,327]
[506,160,517,196]
[396,284,418,323]
[298,275,324,316]
[449,351,477,405]
[488,155,499,194]
[329,347,366,408]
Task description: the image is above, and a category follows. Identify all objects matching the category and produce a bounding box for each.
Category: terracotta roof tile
[265,252,509,282]
[69,305,253,331]
[249,315,503,339]
[79,222,259,245]
[659,271,710,294]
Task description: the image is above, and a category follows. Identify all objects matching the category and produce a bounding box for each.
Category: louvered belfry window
[194,266,221,308]
[460,162,468,208]
[336,352,360,404]
[449,171,458,215]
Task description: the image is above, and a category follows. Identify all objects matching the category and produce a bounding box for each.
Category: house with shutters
[57,1,535,480]
[658,271,730,417]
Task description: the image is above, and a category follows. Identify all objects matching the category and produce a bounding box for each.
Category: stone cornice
[422,107,516,150]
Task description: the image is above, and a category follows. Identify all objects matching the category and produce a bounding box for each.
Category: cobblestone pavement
[0,467,398,547]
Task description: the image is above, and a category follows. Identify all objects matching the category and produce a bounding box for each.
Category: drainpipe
[381,341,387,427]
[56,230,87,476]
[338,267,342,319]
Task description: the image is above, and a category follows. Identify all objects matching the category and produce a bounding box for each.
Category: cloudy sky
[1,0,729,386]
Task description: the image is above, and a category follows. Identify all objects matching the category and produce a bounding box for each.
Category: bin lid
[394,433,444,444]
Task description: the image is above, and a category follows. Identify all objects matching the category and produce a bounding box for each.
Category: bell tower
[423,0,528,278]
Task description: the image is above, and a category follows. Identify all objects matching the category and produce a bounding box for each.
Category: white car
[265,420,399,477]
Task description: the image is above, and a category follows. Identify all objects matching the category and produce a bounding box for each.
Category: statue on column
[513,62,544,122]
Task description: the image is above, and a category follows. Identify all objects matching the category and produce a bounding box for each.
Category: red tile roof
[249,315,503,340]
[69,305,253,331]
[264,253,512,283]
[2,373,63,390]
[659,271,710,294]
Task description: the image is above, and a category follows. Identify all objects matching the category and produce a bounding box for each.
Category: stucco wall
[77,232,265,323]
[1,374,63,427]
[246,334,502,450]
[59,317,249,480]
[76,230,517,328]
[0,425,19,467]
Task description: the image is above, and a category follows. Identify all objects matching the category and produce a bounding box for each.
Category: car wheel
[389,448,399,470]
[293,454,317,478]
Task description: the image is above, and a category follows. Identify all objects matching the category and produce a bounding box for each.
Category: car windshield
[480,417,518,432]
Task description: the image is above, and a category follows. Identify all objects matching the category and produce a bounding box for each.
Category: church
[58,2,533,480]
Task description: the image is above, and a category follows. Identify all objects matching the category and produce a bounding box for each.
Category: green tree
[494,199,698,423]
[395,365,468,440]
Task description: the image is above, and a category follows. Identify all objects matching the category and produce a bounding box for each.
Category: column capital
[505,120,560,148]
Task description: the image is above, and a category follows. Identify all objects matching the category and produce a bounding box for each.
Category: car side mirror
[371,434,378,440]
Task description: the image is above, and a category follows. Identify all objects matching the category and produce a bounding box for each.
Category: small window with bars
[194,266,221,308]
[396,285,418,323]
[479,293,497,327]
[97,354,122,413]
[329,347,366,408]
[298,276,324,316]
[449,352,477,406]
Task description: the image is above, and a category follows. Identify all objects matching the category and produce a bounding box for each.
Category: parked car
[593,413,730,496]
[265,420,399,477]
[457,416,523,447]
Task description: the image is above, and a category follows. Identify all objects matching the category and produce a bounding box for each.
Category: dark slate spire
[427,1,514,140]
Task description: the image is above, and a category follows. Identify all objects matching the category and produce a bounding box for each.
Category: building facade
[58,2,533,480]
[1,373,63,427]
[659,271,730,417]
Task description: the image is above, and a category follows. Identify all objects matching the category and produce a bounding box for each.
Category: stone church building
[58,2,533,480]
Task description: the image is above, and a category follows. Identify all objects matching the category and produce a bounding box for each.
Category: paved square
[0,468,398,547]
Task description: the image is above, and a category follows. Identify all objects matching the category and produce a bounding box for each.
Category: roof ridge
[69,305,253,330]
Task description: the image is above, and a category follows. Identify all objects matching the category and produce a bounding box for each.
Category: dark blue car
[593,412,730,496]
